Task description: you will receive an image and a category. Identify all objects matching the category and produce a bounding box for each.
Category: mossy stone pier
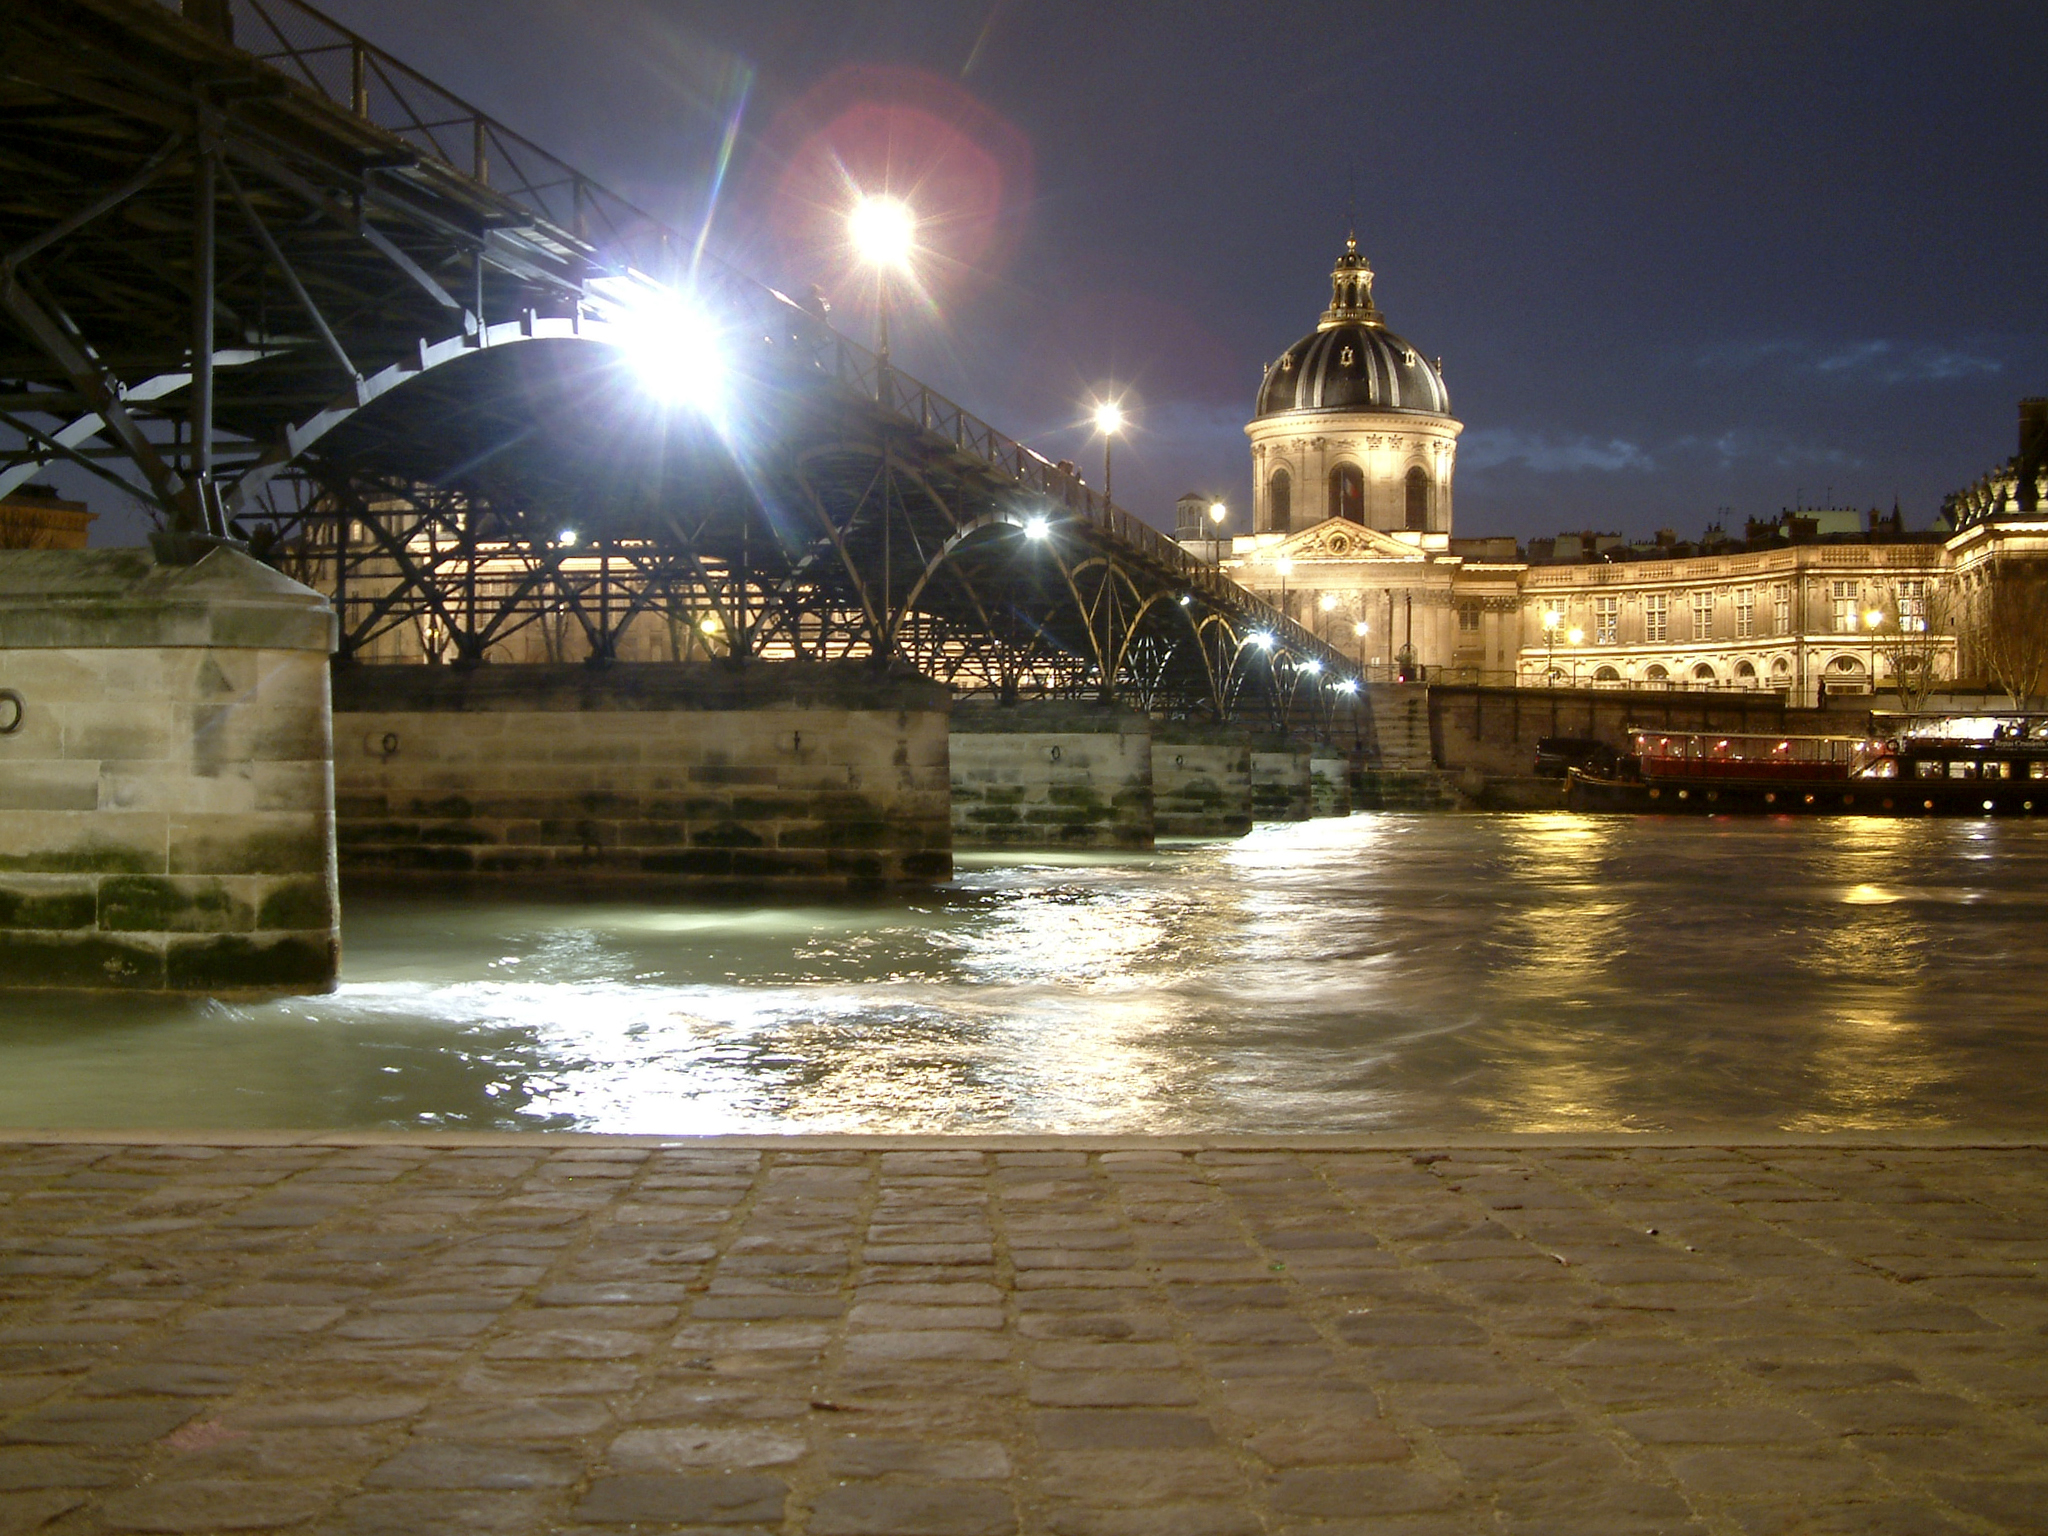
[332,662,952,892]
[0,548,339,994]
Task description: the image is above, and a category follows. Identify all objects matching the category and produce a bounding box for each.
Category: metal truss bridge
[2,0,1357,726]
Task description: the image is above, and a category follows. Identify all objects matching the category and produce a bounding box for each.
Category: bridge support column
[0,549,338,994]
[1152,724,1253,838]
[1250,742,1314,822]
[950,703,1153,850]
[332,663,951,891]
[1310,752,1354,817]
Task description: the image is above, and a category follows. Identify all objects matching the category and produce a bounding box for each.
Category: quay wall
[1310,754,1352,817]
[0,549,338,994]
[949,703,1153,849]
[1429,685,1815,779]
[333,663,951,890]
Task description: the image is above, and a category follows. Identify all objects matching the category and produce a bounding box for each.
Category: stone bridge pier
[0,549,338,994]
[331,663,952,892]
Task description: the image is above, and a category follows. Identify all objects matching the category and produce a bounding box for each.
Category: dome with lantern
[1254,238,1449,419]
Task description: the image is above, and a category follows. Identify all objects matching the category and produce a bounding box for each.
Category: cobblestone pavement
[0,1136,2040,1536]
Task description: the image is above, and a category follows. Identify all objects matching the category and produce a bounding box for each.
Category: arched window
[1645,664,1670,682]
[1827,655,1865,675]
[1405,466,1429,531]
[1268,468,1291,534]
[1734,659,1757,682]
[1593,666,1621,683]
[1692,663,1717,682]
[1328,463,1363,524]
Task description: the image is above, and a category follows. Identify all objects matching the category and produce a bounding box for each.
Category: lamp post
[1354,620,1369,680]
[1542,606,1562,686]
[1276,556,1293,623]
[1863,606,1885,696]
[1208,500,1227,566]
[848,194,915,377]
[1092,400,1124,509]
[1567,625,1584,686]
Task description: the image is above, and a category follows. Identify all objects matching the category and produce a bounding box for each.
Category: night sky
[97,2,2048,544]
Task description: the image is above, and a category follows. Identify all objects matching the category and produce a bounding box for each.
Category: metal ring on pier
[0,690,22,735]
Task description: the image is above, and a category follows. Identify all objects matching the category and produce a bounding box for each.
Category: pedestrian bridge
[1,0,1359,730]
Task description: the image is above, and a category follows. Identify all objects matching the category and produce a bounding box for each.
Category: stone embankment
[0,1134,2038,1533]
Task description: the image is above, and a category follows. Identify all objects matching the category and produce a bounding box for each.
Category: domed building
[1248,238,1460,537]
[1202,238,1522,686]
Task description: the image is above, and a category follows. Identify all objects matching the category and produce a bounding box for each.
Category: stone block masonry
[0,548,338,994]
[950,702,1154,849]
[1310,752,1352,816]
[1249,744,1312,821]
[334,662,951,890]
[0,1133,2037,1535]
[1152,724,1253,837]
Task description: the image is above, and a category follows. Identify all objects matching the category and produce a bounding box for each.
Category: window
[1328,464,1364,523]
[1832,580,1859,633]
[1691,590,1713,641]
[1899,578,1928,633]
[1405,466,1429,531]
[1692,663,1717,682]
[1644,592,1668,643]
[1985,761,2012,779]
[1735,588,1755,638]
[1268,468,1291,533]
[1735,660,1758,684]
[1645,663,1670,682]
[1457,600,1480,633]
[1594,665,1621,682]
[1916,760,1944,779]
[1595,596,1618,644]
[1773,585,1791,635]
[1949,761,1976,779]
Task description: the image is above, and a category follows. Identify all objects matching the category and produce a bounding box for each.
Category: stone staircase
[1358,683,1463,810]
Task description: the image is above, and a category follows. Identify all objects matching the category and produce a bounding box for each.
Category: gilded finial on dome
[1320,236,1380,329]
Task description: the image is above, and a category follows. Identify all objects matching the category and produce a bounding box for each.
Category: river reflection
[2,815,2044,1134]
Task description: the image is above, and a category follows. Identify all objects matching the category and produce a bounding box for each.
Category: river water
[2,814,2043,1135]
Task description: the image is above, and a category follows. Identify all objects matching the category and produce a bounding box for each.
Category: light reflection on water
[2,814,2045,1134]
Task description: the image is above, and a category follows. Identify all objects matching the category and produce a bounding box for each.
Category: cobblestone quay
[0,1134,2040,1534]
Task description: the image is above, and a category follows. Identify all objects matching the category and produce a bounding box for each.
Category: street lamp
[1567,625,1584,686]
[1092,400,1124,508]
[1863,606,1886,692]
[1542,606,1563,685]
[1208,500,1227,565]
[1353,619,1369,679]
[848,194,915,365]
[1276,555,1293,622]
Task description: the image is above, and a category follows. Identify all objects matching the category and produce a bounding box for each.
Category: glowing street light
[1353,619,1369,677]
[1092,399,1124,509]
[598,280,726,415]
[1208,500,1227,565]
[849,194,916,363]
[557,528,579,548]
[1022,516,1050,541]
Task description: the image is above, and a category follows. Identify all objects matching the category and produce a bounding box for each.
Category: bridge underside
[290,339,1336,725]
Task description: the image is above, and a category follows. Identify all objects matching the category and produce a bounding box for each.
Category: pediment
[1276,518,1423,562]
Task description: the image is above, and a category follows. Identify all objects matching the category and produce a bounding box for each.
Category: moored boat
[1566,716,2048,816]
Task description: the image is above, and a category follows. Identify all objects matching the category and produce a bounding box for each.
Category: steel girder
[2,0,1358,724]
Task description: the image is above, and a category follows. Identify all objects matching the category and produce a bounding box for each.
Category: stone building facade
[1192,239,2043,707]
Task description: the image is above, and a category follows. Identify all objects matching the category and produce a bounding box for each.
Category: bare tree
[1869,576,1950,715]
[1972,559,2048,710]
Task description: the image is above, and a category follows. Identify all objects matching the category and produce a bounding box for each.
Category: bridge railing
[158,0,1345,676]
[163,0,675,271]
